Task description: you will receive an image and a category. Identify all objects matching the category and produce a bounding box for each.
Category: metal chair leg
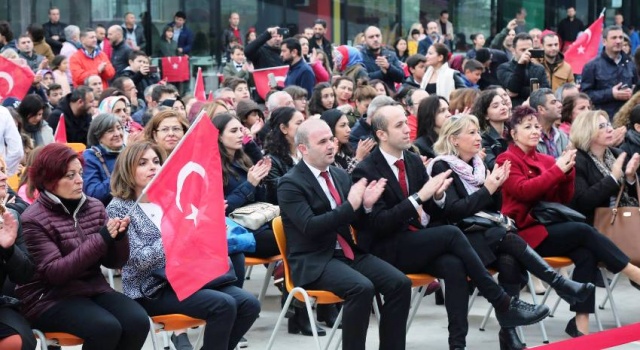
[406,286,427,333]
[598,272,621,310]
[526,274,549,343]
[245,265,254,280]
[600,267,621,327]
[258,262,276,304]
[468,286,480,313]
[32,329,48,350]
[267,287,324,350]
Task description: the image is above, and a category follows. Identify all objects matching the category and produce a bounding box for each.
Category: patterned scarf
[588,149,639,207]
[427,154,486,195]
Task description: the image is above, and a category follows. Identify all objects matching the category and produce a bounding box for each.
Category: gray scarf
[588,149,638,207]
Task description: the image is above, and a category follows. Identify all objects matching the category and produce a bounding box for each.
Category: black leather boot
[518,247,594,305]
[316,304,340,328]
[288,307,327,336]
[499,328,525,350]
[495,297,549,328]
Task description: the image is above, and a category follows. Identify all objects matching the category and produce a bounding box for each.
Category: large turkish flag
[0,56,35,101]
[144,111,228,301]
[564,15,604,75]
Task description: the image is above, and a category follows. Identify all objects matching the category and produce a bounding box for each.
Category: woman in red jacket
[15,143,150,350]
[497,106,640,338]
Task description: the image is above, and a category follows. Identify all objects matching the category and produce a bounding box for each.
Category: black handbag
[143,258,238,299]
[531,201,586,225]
[458,211,516,232]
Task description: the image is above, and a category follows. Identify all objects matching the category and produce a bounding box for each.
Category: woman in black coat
[569,110,640,224]
[428,114,594,350]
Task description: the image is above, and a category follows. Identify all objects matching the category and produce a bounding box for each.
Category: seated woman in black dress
[428,114,594,349]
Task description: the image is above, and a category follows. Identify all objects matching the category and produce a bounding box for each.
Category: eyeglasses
[156,126,184,135]
[598,122,612,130]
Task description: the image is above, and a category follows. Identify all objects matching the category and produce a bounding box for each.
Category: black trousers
[247,227,280,258]
[393,225,509,348]
[32,291,150,350]
[305,252,411,350]
[535,222,629,313]
[138,283,260,350]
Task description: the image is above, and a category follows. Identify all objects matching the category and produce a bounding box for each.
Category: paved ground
[56,267,640,349]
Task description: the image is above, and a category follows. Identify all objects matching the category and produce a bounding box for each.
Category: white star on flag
[577,46,585,54]
[185,204,199,225]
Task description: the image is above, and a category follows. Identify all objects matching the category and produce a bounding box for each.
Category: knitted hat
[236,99,264,121]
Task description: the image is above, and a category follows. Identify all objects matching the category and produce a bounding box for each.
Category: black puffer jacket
[244,31,283,69]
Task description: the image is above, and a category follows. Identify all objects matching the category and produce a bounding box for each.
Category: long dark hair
[308,82,336,115]
[212,113,254,186]
[471,89,500,131]
[416,95,448,144]
[320,108,353,157]
[264,107,298,167]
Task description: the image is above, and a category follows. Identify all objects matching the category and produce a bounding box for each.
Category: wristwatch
[411,193,423,205]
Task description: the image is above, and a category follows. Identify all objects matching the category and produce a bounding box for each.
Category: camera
[529,49,544,59]
[277,28,289,36]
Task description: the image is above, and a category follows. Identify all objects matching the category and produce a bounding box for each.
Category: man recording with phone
[245,26,285,69]
[497,32,549,107]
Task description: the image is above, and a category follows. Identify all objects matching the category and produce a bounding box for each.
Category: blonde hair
[612,90,640,128]
[433,114,480,156]
[110,141,166,201]
[570,110,609,152]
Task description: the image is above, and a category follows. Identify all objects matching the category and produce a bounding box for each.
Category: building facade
[1,0,637,62]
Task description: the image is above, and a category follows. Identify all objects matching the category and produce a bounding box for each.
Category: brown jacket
[539,53,574,92]
[33,39,54,62]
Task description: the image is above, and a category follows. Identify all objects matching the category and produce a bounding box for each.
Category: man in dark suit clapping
[351,103,550,349]
[277,119,411,350]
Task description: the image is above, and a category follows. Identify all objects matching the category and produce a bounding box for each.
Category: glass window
[344,0,400,47]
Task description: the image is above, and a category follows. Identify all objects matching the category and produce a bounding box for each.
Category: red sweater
[496,144,575,248]
[69,49,115,89]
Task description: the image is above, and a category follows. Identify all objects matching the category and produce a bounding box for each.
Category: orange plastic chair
[244,254,282,304]
[149,314,206,350]
[7,173,20,191]
[65,142,87,154]
[266,216,343,350]
[33,329,83,349]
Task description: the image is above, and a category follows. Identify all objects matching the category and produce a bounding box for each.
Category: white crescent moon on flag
[175,161,206,212]
[582,29,592,44]
[0,72,15,94]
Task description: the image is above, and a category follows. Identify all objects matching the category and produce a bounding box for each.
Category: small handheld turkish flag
[194,67,206,102]
[0,56,35,101]
[253,65,289,100]
[564,14,604,75]
[143,111,228,301]
[54,114,68,143]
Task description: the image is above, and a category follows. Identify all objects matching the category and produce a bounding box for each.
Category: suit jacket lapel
[404,151,423,194]
[298,162,332,211]
[372,149,406,201]
[328,167,347,202]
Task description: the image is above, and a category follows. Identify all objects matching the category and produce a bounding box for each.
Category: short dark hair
[603,25,623,39]
[475,48,492,63]
[111,77,133,93]
[406,54,427,69]
[124,11,134,18]
[512,33,533,48]
[47,84,62,94]
[281,38,301,56]
[70,86,93,103]
[222,77,248,91]
[96,23,106,30]
[27,23,45,42]
[471,89,500,130]
[128,50,147,62]
[314,19,327,28]
[80,28,95,39]
[17,94,46,120]
[561,93,591,123]
[0,21,14,42]
[48,7,59,14]
[431,43,450,63]
[506,105,538,142]
[174,11,187,20]
[230,45,244,54]
[151,84,178,102]
[529,88,553,110]
[463,59,484,73]
[440,10,449,16]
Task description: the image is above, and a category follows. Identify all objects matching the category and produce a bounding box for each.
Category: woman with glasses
[497,106,640,338]
[82,113,125,205]
[144,110,189,156]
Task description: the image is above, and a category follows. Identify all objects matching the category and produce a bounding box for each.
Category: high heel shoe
[565,317,585,338]
[499,327,525,350]
[519,247,595,305]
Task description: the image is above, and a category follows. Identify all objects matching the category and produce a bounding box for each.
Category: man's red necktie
[320,171,355,260]
[395,159,420,231]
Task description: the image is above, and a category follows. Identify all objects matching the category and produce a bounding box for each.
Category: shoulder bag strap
[91,146,111,177]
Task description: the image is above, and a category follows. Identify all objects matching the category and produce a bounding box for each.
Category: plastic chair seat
[43,332,83,346]
[543,257,573,268]
[151,314,206,332]
[7,174,19,191]
[65,143,86,153]
[245,255,282,265]
[406,273,436,287]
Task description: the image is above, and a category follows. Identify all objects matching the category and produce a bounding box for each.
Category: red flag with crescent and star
[144,111,228,301]
[564,14,604,75]
[54,114,68,143]
[253,65,289,100]
[0,56,35,101]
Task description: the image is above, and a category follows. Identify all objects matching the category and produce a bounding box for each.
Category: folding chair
[65,143,87,154]
[7,173,19,191]
[266,216,344,350]
[33,329,83,350]
[149,314,206,350]
[244,254,282,304]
